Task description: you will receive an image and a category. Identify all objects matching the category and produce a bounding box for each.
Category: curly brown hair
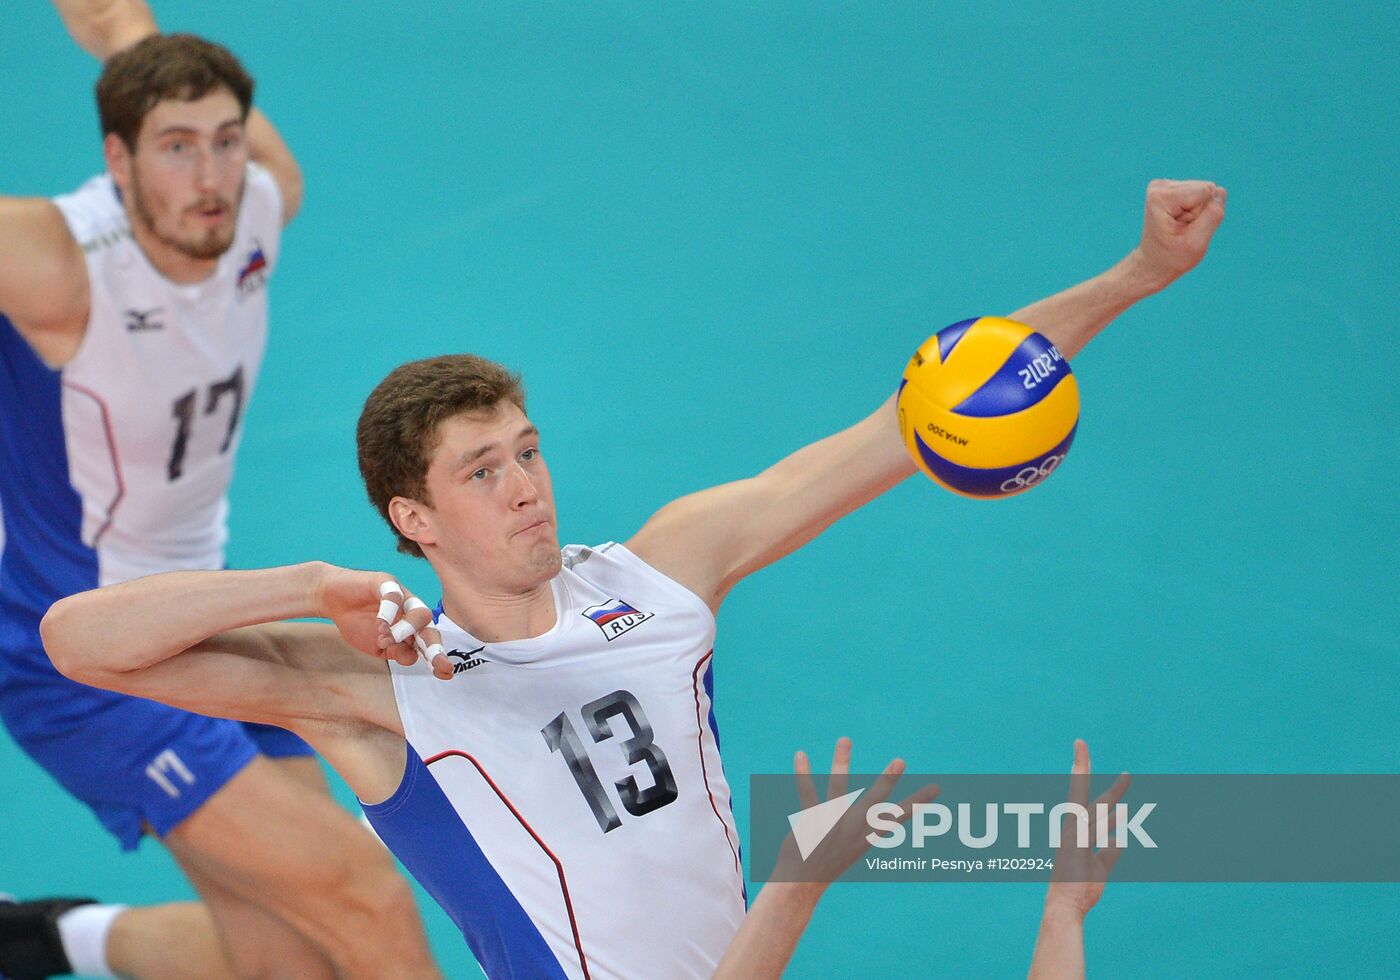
[357,355,527,558]
[97,33,254,149]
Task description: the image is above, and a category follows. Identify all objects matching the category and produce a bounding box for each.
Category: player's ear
[103,133,132,190]
[390,496,437,550]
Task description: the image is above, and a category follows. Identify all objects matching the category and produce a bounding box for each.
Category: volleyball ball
[897,317,1079,498]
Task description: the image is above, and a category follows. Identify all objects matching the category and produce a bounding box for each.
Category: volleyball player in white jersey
[42,177,1225,977]
[0,3,435,978]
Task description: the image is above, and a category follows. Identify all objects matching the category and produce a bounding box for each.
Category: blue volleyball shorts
[0,616,314,852]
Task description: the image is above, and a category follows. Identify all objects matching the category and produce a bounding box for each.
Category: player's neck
[439,579,558,643]
[124,204,220,285]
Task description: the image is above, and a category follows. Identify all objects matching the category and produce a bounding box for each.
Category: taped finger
[376,581,405,623]
[402,595,434,631]
[415,636,452,678]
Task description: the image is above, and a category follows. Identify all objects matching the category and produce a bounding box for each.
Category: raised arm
[1010,180,1226,358]
[52,0,158,55]
[628,392,911,609]
[628,179,1226,609]
[0,197,88,356]
[714,739,936,979]
[52,0,305,224]
[1027,740,1126,980]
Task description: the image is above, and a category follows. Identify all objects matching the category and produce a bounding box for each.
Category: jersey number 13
[541,690,679,833]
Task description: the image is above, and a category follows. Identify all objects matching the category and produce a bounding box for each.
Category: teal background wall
[3,2,1396,976]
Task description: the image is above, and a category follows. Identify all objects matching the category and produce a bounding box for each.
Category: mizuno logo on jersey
[80,227,133,253]
[124,306,165,332]
[446,646,488,674]
[582,598,654,641]
[236,241,269,297]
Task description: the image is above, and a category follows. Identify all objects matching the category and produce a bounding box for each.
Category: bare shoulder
[0,197,89,347]
[625,483,755,612]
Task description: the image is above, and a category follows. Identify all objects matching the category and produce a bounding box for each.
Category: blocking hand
[1045,739,1130,921]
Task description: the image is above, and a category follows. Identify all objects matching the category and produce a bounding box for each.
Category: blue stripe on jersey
[0,315,97,631]
[361,741,570,980]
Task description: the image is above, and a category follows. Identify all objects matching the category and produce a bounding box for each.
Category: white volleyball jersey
[0,163,280,606]
[362,542,746,980]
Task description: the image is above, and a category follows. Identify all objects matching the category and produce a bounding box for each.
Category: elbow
[39,596,92,683]
[277,164,305,224]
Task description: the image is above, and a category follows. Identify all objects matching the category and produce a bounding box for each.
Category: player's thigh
[161,754,389,917]
[267,753,331,795]
[175,855,334,980]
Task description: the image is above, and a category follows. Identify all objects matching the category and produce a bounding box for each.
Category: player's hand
[771,737,939,889]
[311,564,452,679]
[1131,178,1227,291]
[1044,739,1129,922]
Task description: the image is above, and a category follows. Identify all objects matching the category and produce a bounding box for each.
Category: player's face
[117,89,249,262]
[419,403,562,591]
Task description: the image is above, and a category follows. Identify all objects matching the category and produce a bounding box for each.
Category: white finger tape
[390,619,417,643]
[376,599,400,624]
[378,581,404,599]
[404,597,429,614]
[412,637,447,668]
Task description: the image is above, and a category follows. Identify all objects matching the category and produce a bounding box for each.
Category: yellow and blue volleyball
[897,316,1079,498]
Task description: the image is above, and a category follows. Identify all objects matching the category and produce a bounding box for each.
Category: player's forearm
[1007,249,1164,360]
[43,563,325,679]
[768,392,915,500]
[52,0,158,60]
[712,883,824,980]
[1027,903,1087,980]
[246,109,304,221]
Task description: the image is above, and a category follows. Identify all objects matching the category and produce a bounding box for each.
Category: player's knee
[311,860,432,976]
[301,833,421,942]
[222,940,335,980]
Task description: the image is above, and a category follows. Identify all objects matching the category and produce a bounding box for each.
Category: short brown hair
[97,33,254,148]
[357,355,527,558]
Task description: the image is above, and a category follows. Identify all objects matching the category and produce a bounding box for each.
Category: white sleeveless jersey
[364,542,746,980]
[15,163,283,587]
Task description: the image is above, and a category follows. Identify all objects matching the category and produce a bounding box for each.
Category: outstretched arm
[51,0,304,223]
[1011,180,1226,358]
[1028,740,1128,980]
[628,179,1226,609]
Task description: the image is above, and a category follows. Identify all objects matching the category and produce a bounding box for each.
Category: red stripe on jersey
[425,749,593,980]
[691,650,743,890]
[60,380,125,547]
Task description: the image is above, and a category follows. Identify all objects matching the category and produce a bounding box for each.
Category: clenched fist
[1133,179,1227,291]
